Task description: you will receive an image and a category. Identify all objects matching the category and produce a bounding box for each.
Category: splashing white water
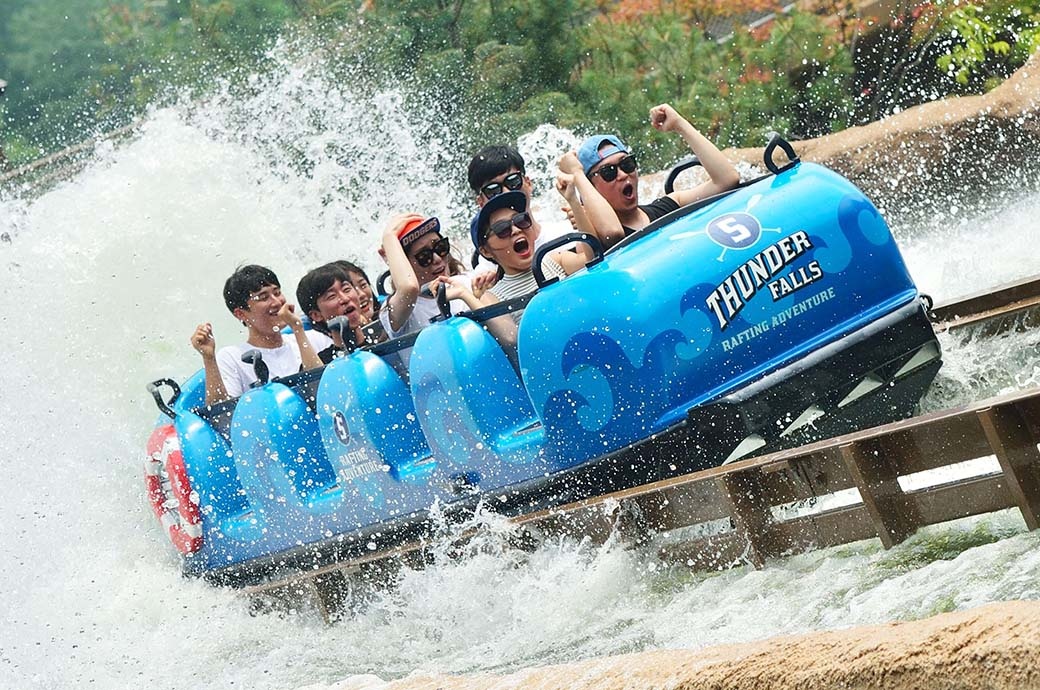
[1,45,1039,690]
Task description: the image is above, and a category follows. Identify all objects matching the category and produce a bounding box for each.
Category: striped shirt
[490,259,567,322]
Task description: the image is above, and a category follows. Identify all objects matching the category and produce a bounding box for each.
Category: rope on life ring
[144,424,203,554]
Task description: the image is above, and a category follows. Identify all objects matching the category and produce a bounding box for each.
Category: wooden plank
[769,504,878,555]
[657,532,749,572]
[910,474,1015,525]
[240,387,1040,614]
[717,471,774,568]
[839,439,921,548]
[977,405,1040,529]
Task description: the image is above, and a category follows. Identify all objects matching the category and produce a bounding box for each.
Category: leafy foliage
[936,0,1040,85]
[0,0,1036,172]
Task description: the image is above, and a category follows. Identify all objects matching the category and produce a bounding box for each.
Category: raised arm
[190,322,231,406]
[558,151,626,249]
[650,103,740,205]
[380,214,424,334]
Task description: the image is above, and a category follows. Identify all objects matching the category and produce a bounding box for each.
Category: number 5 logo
[707,212,761,249]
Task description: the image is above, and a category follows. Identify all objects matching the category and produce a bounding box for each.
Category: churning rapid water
[1,46,1039,690]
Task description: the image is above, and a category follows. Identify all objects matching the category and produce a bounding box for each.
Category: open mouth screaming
[513,235,531,257]
[621,181,636,202]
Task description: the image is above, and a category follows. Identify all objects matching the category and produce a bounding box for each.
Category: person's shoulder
[215,342,249,362]
[305,329,333,350]
[642,196,680,218]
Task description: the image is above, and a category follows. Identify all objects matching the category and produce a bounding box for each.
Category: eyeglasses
[485,212,533,241]
[479,172,524,199]
[412,237,451,268]
[589,155,638,182]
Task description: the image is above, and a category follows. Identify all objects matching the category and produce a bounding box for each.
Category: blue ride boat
[143,138,943,586]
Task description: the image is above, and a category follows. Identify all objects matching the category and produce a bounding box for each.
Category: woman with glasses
[378,215,501,361]
[473,191,598,319]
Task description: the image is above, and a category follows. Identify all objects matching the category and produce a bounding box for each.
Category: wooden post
[839,437,920,549]
[977,405,1040,530]
[717,470,775,569]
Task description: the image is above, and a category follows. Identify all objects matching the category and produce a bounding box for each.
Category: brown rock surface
[317,600,1040,690]
[725,49,1040,217]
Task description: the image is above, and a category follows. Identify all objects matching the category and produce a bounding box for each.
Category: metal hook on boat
[242,350,270,388]
[664,155,702,195]
[146,378,181,420]
[433,282,452,322]
[533,232,605,288]
[376,269,392,297]
[764,132,799,175]
[326,316,357,354]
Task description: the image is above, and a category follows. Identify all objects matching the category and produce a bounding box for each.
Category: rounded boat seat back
[230,383,342,529]
[174,410,262,547]
[410,317,550,490]
[317,351,434,484]
[172,369,207,415]
[520,162,919,466]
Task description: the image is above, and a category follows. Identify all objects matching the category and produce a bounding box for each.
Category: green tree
[936,0,1040,86]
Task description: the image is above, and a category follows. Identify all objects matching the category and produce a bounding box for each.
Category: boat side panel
[519,162,920,465]
[315,352,440,525]
[409,318,554,491]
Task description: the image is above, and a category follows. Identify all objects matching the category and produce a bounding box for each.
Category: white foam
[2,41,1040,690]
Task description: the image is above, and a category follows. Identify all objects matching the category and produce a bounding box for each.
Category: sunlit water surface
[1,50,1039,690]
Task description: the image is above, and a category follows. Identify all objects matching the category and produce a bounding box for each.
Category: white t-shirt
[378,276,473,368]
[215,330,333,398]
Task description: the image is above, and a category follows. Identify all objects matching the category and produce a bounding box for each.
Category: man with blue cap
[560,103,740,244]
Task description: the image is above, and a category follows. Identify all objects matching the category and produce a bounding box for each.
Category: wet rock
[727,50,1040,223]
[318,600,1040,690]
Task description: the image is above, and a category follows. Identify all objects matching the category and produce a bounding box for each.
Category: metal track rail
[244,279,1040,620]
[930,275,1040,334]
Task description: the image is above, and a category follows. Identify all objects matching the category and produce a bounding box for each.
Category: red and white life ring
[145,424,203,554]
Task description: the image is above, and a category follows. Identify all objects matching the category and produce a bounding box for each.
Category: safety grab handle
[376,269,392,297]
[146,378,181,420]
[533,232,604,288]
[663,155,702,195]
[433,282,451,322]
[326,316,357,354]
[764,132,799,175]
[242,350,270,388]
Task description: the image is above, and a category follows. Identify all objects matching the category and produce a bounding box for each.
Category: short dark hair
[223,264,280,313]
[296,263,352,321]
[333,259,366,283]
[467,145,525,192]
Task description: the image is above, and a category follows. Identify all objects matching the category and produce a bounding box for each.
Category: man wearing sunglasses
[572,103,740,242]
[466,144,577,270]
[467,145,533,208]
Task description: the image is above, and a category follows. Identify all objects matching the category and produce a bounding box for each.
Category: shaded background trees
[1,0,1036,173]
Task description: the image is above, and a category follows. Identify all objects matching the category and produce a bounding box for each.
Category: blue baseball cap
[471,191,528,249]
[577,134,630,175]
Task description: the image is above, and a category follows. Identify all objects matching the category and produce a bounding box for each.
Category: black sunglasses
[479,172,524,199]
[412,236,451,268]
[485,212,533,241]
[589,155,637,182]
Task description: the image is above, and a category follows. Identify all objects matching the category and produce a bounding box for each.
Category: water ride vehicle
[144,137,943,586]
